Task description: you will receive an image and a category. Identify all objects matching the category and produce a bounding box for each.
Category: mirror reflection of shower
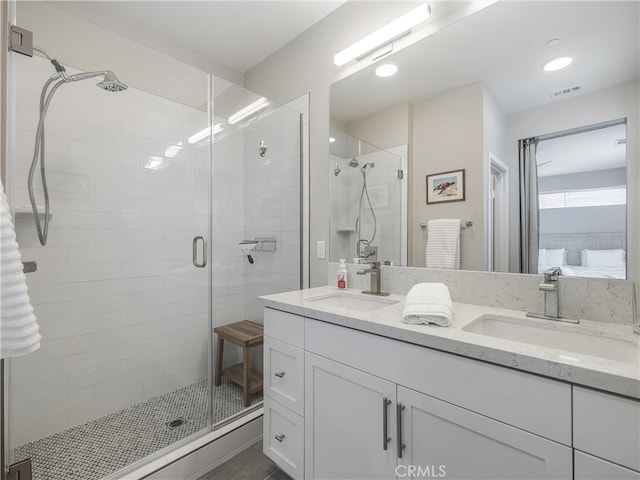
[329,128,405,265]
[355,162,377,260]
[28,46,128,245]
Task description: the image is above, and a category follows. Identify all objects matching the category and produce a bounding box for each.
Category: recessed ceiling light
[546,39,560,48]
[329,137,336,143]
[543,57,573,72]
[375,64,398,77]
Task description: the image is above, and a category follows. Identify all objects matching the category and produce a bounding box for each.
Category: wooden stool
[214,320,264,407]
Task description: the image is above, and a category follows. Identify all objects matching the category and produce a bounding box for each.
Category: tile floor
[198,441,291,480]
[14,378,263,480]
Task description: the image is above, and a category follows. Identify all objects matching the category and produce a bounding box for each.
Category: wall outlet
[316,240,326,259]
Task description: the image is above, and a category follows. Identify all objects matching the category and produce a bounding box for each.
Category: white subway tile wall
[9,54,211,446]
[211,106,302,371]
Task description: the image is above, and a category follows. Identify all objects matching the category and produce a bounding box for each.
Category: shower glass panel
[6,29,213,480]
[210,80,302,420]
[329,130,402,264]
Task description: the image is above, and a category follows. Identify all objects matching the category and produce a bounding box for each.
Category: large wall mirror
[329,1,639,281]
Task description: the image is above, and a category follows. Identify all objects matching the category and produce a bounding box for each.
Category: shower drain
[165,417,187,430]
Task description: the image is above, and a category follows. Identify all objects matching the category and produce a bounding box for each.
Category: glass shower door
[6,42,213,479]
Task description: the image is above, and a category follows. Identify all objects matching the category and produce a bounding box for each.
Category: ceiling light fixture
[228,97,269,125]
[333,3,431,67]
[329,137,336,143]
[375,63,398,77]
[543,57,573,72]
[188,123,224,144]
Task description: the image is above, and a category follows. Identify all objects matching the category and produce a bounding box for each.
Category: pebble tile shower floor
[14,378,263,480]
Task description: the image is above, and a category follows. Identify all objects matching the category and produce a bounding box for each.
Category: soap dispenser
[337,259,347,289]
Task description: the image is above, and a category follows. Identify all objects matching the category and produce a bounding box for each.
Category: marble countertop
[261,286,640,399]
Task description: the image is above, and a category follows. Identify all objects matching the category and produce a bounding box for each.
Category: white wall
[16,1,229,110]
[507,81,640,281]
[10,54,211,446]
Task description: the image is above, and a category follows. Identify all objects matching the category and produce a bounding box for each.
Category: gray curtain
[519,138,539,274]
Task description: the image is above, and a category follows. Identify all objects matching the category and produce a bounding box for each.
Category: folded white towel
[426,218,461,269]
[402,283,453,327]
[1,183,40,358]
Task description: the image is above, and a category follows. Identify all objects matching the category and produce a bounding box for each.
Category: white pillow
[541,248,566,266]
[581,249,625,268]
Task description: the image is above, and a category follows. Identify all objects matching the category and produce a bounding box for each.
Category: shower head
[97,71,128,92]
[348,157,359,167]
[65,70,128,92]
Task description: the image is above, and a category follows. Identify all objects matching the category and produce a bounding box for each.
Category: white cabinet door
[575,451,640,480]
[397,386,572,480]
[305,352,397,480]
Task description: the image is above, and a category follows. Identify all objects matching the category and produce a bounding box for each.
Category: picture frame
[426,169,465,204]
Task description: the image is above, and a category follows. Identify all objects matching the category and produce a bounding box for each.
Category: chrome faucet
[356,261,389,296]
[527,267,578,324]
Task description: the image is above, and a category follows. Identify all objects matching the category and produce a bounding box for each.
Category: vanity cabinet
[574,451,640,480]
[264,306,640,480]
[573,386,640,477]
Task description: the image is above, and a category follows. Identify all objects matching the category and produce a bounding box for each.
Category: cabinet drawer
[264,336,304,416]
[574,386,640,471]
[265,308,304,347]
[264,396,304,480]
[305,318,571,445]
[575,451,640,479]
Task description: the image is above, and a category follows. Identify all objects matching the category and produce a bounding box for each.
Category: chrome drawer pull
[397,403,406,458]
[275,434,285,442]
[382,397,392,451]
[274,371,285,378]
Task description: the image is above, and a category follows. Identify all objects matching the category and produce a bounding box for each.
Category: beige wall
[346,102,411,150]
[411,82,485,270]
[507,80,640,281]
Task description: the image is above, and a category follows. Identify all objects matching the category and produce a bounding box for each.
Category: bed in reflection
[539,232,626,279]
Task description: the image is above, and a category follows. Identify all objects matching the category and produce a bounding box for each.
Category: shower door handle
[193,236,207,268]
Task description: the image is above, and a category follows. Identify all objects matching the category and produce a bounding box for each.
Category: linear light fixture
[228,97,269,125]
[333,3,431,67]
[188,123,224,144]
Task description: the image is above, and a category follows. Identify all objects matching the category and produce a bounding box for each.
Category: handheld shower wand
[28,49,128,245]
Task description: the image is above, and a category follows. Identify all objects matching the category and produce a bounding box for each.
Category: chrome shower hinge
[9,26,33,57]
[397,169,404,179]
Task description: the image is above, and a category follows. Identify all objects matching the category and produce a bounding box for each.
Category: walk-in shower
[4,7,303,478]
[28,46,127,245]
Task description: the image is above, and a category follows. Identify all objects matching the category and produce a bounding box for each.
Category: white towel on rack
[1,183,40,358]
[425,218,461,269]
[402,283,453,326]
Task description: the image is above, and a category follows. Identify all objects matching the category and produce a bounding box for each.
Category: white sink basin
[304,291,400,312]
[463,315,639,364]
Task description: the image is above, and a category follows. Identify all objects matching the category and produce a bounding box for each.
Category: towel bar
[420,220,473,229]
